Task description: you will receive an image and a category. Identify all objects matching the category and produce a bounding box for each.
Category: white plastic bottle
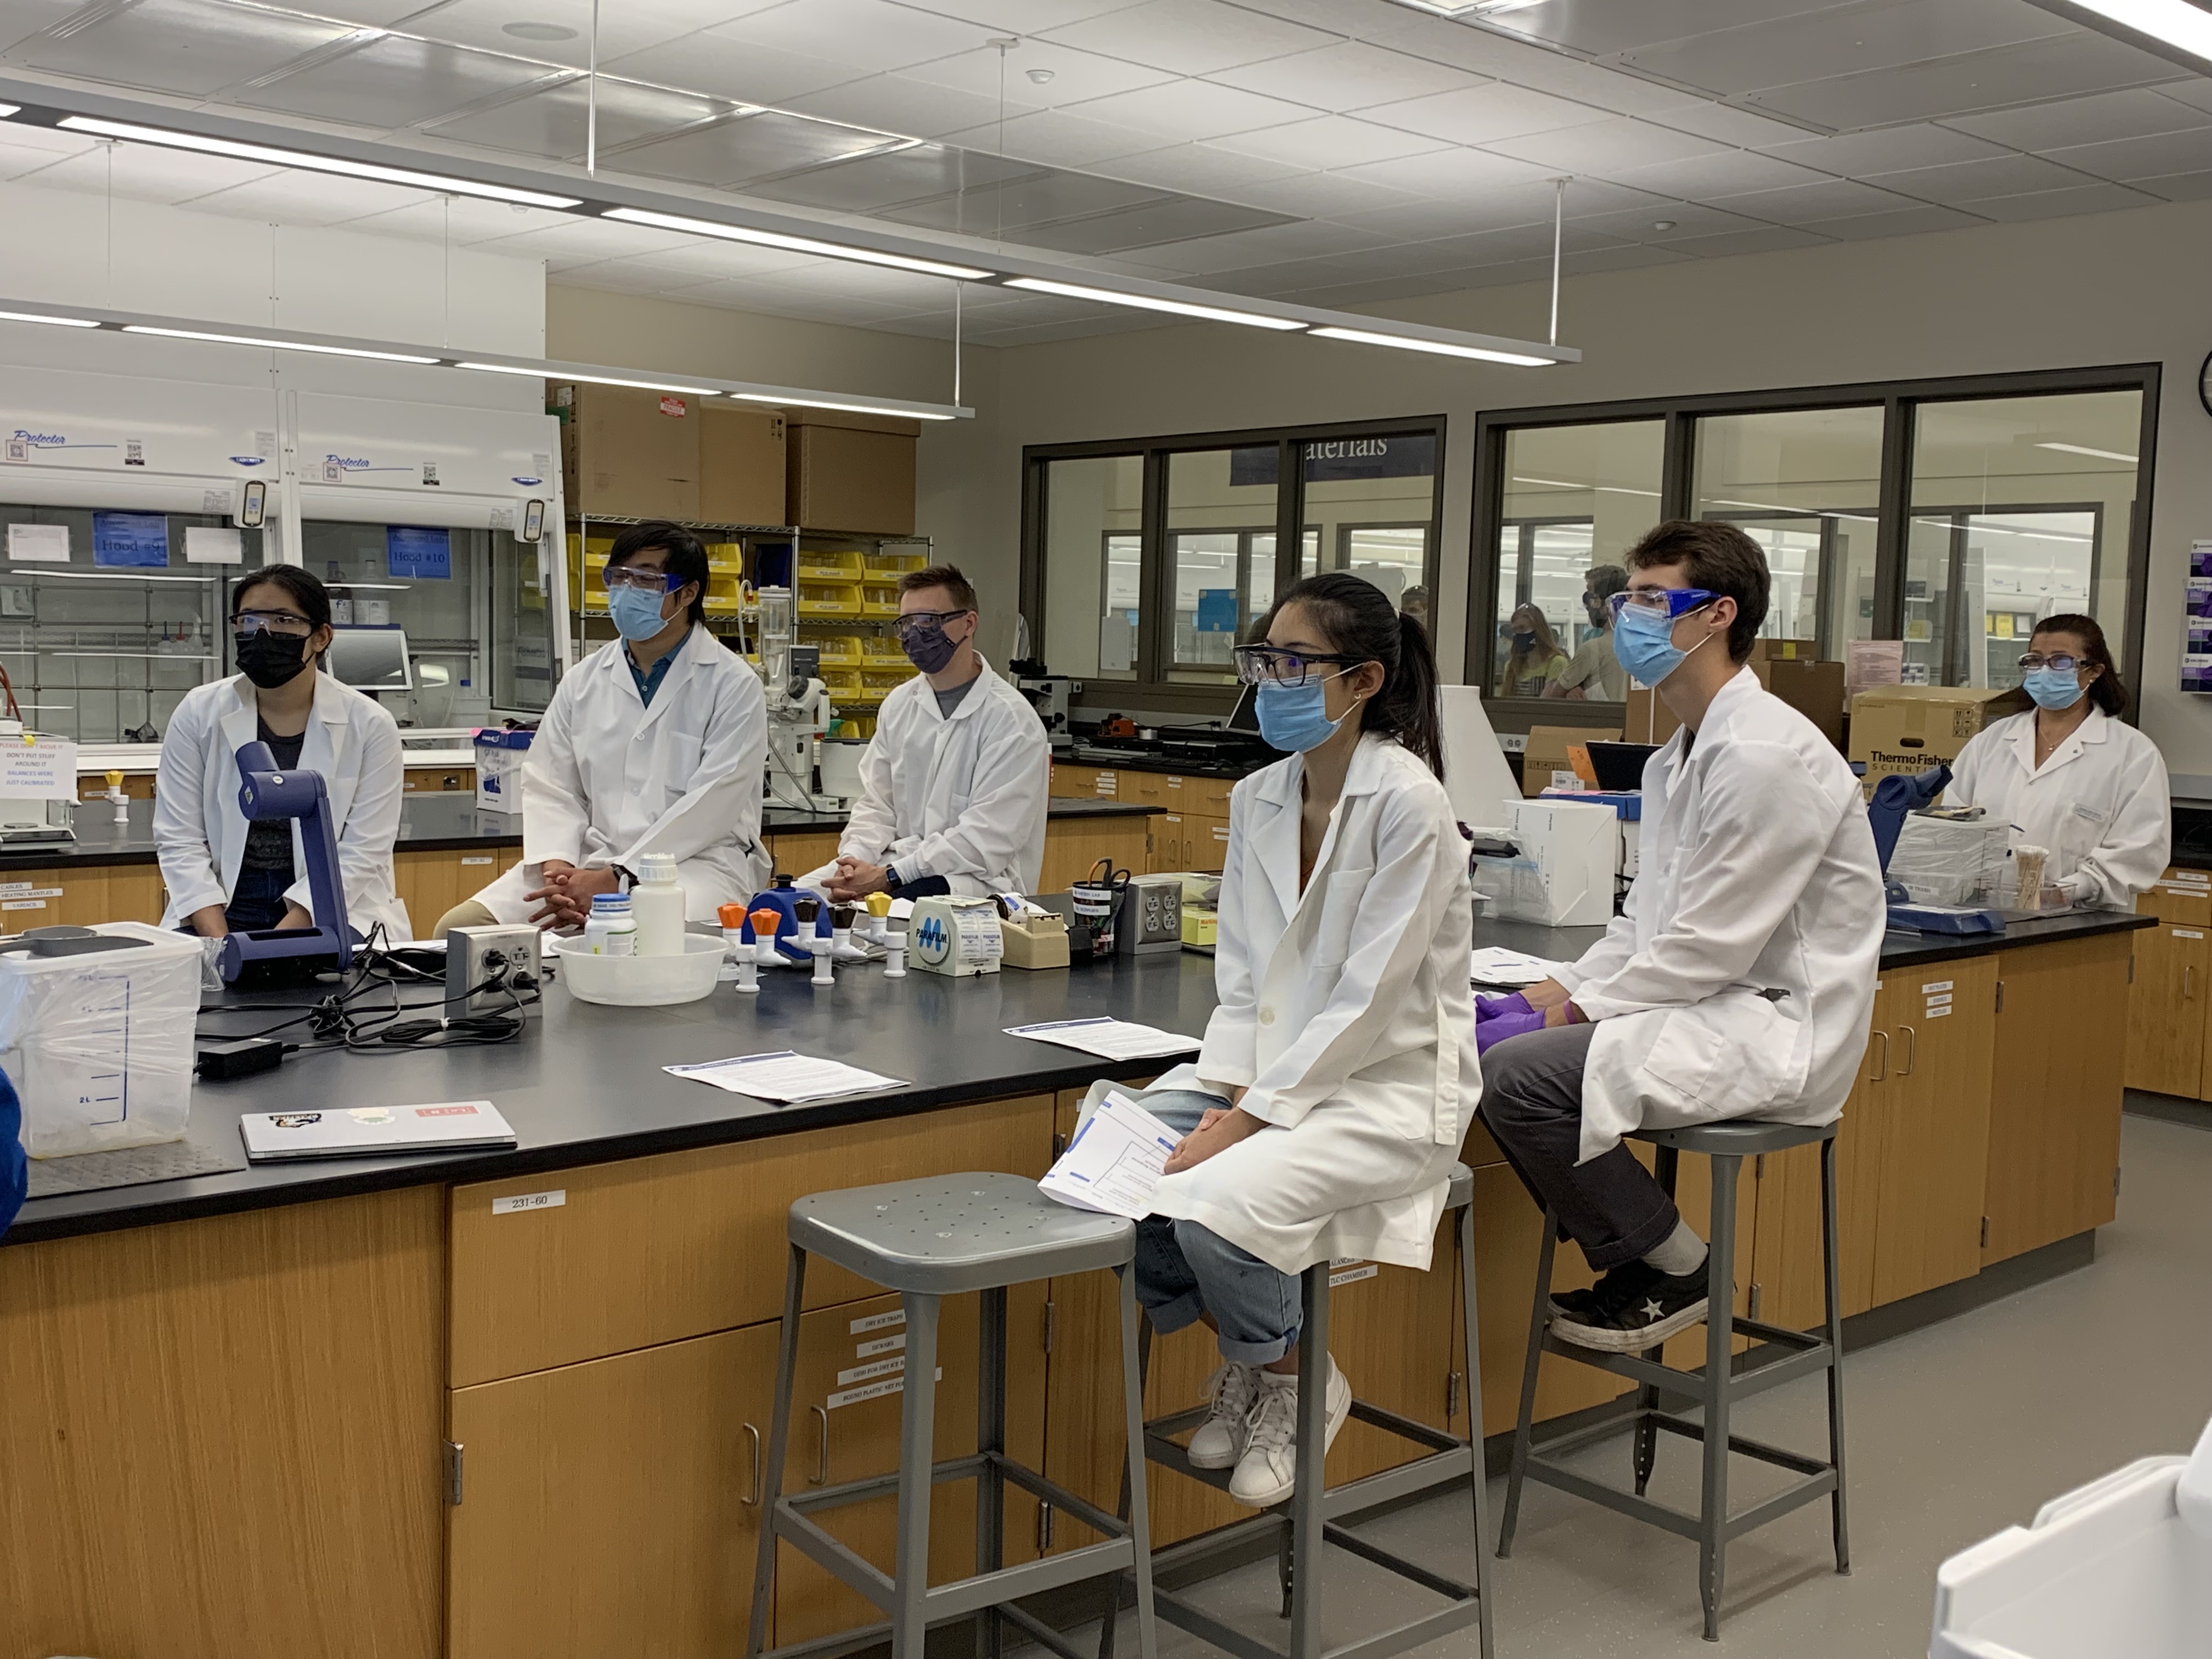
[630,853,686,957]
[584,893,636,956]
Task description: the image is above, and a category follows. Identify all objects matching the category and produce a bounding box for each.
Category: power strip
[444,923,543,1020]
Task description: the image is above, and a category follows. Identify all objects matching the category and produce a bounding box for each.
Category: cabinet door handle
[2188,965,2197,1002]
[1869,1028,1889,1082]
[1897,1023,1916,1077]
[810,1404,831,1486]
[742,1421,763,1506]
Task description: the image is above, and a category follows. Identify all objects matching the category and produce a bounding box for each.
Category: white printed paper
[1006,1017,1201,1062]
[184,525,244,565]
[0,737,77,800]
[1469,947,1568,988]
[663,1050,907,1103]
[1038,1091,1180,1219]
[6,522,67,563]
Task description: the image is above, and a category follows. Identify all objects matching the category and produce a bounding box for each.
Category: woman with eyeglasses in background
[154,564,410,941]
[1946,613,2170,910]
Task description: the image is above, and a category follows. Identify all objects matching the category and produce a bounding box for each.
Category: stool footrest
[1323,1521,1479,1603]
[1152,1579,1485,1659]
[1537,1325,1833,1403]
[1517,1419,1839,1547]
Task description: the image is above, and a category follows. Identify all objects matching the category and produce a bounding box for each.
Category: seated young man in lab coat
[437,522,768,934]
[1477,521,1885,1354]
[808,563,1048,902]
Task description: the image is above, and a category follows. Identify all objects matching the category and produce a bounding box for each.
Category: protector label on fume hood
[387,525,450,580]
[92,511,169,569]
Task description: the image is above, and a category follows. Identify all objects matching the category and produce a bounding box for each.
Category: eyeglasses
[601,565,682,594]
[232,610,314,637]
[2017,652,2083,673]
[1232,645,1368,687]
[893,608,973,640]
[1609,586,1718,622]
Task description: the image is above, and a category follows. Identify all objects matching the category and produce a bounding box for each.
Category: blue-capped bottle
[584,892,636,957]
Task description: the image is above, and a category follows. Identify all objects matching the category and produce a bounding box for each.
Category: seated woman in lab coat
[1127,572,1480,1509]
[154,565,408,941]
[1945,614,2169,910]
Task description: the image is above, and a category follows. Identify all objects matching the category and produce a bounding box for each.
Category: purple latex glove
[1476,991,1533,1023]
[1475,997,1545,1053]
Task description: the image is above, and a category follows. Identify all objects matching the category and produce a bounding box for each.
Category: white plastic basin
[553,933,725,1007]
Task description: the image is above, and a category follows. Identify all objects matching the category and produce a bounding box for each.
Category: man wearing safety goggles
[801,562,1048,903]
[1474,521,1886,1356]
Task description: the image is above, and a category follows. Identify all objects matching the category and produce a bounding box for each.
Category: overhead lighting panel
[727,392,956,422]
[0,308,99,328]
[1389,0,1550,16]
[122,325,440,364]
[2034,441,2138,464]
[456,362,725,397]
[55,115,584,209]
[601,206,995,282]
[1308,325,1557,368]
[1001,276,1306,331]
[2049,0,2212,64]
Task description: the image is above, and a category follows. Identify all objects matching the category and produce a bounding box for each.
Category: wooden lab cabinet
[0,862,165,928]
[2127,867,2212,1098]
[1146,811,1229,875]
[403,765,475,794]
[394,847,509,937]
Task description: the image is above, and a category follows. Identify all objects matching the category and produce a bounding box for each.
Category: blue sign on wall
[91,511,169,568]
[386,524,451,579]
[1195,588,1238,633]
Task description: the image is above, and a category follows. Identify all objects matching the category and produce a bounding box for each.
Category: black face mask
[1512,630,1536,652]
[235,629,312,690]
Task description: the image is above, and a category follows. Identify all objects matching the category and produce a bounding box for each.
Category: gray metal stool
[1497,1119,1849,1642]
[1102,1160,1493,1659]
[744,1171,1157,1659]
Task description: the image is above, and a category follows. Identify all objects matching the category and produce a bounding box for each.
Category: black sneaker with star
[1549,1257,1711,1353]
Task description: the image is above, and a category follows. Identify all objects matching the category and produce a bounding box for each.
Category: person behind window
[1546,564,1629,702]
[1398,584,1430,634]
[1496,603,1568,697]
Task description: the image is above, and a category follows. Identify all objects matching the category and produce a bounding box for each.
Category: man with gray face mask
[806,563,1049,902]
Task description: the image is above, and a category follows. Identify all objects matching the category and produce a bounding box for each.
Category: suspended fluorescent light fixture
[123,325,440,364]
[601,206,995,282]
[55,115,584,209]
[1389,0,1550,16]
[726,392,956,422]
[456,362,724,397]
[1308,325,1556,367]
[0,104,17,119]
[1001,276,1306,331]
[2056,0,2212,63]
[2035,441,2138,463]
[0,307,99,328]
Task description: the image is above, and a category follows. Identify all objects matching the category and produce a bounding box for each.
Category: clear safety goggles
[232,609,314,637]
[894,607,972,641]
[600,565,682,595]
[1608,586,1717,622]
[1232,645,1366,687]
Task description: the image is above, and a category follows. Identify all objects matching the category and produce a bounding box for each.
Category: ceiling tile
[2152,80,2212,116]
[12,140,276,203]
[1219,168,1425,217]
[476,217,701,262]
[607,32,865,104]
[704,0,997,76]
[545,257,725,296]
[1326,175,1663,238]
[1038,0,1340,77]
[746,144,1039,213]
[1128,216,1400,272]
[780,72,1041,139]
[601,109,906,189]
[429,76,735,162]
[1419,219,1639,268]
[1795,202,1988,238]
[936,110,1158,167]
[0,121,100,180]
[1358,81,1615,146]
[1013,192,1294,252]
[1561,242,1698,275]
[405,0,776,68]
[1474,50,1711,119]
[1202,114,1448,170]
[1617,0,2074,98]
[1198,256,1370,296]
[1643,100,1820,149]
[965,312,1163,345]
[1954,180,2162,221]
[1322,144,1557,196]
[233,33,561,129]
[189,170,441,225]
[1705,176,1928,223]
[1279,272,1473,307]
[331,196,576,244]
[1864,152,2101,206]
[874,168,1168,234]
[1483,116,1733,173]
[891,0,1153,30]
[623,239,825,279]
[1208,40,1481,111]
[17,0,358,96]
[1661,223,1834,258]
[1758,123,2010,174]
[1943,86,2212,151]
[1567,200,1780,242]
[1065,78,1318,142]
[898,39,1175,106]
[2131,168,2212,201]
[1746,32,2187,130]
[1483,0,1844,59]
[2042,127,2212,183]
[0,0,106,54]
[1095,140,1311,194]
[1605,148,1835,198]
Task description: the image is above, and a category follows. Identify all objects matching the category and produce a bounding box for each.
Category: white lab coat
[153,671,409,940]
[471,625,769,924]
[1141,735,1482,1278]
[805,656,1048,897]
[1552,669,1886,1166]
[1946,707,2170,910]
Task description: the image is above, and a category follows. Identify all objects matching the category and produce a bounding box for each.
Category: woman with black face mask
[153,566,409,941]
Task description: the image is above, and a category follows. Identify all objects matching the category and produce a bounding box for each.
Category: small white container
[583,894,636,956]
[554,933,725,1007]
[630,853,686,957]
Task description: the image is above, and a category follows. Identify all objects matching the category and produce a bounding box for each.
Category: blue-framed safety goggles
[1609,586,1718,622]
[601,565,684,594]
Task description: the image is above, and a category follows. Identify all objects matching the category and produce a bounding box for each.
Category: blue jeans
[1132,1090,1302,1365]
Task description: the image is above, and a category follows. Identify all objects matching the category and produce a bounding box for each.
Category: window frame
[1023,414,1446,715]
[1467,363,2159,725]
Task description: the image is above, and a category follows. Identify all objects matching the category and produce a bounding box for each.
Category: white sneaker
[1186,1362,1260,1470]
[1228,1357,1351,1508]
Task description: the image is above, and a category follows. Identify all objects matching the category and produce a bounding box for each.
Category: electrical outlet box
[445,924,543,1019]
[1116,875,1183,957]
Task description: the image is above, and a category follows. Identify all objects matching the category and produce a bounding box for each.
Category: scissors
[1086,857,1132,889]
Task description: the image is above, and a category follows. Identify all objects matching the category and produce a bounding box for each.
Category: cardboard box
[787,412,918,535]
[1750,638,1821,663]
[1849,684,2013,794]
[1623,656,1849,749]
[555,383,699,520]
[1522,724,1620,796]
[699,407,787,528]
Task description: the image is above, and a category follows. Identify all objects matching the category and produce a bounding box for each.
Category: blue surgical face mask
[607,584,673,642]
[1256,673,1350,753]
[2023,666,2086,710]
[1611,601,1712,689]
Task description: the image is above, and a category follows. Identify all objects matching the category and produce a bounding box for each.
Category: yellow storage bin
[861,668,912,696]
[861,634,908,665]
[864,549,926,577]
[831,714,875,741]
[705,541,747,574]
[703,573,743,616]
[798,581,864,619]
[797,549,867,582]
[861,582,900,617]
[809,633,864,668]
[822,668,864,699]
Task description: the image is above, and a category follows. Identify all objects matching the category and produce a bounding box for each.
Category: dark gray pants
[1479,1022,1680,1272]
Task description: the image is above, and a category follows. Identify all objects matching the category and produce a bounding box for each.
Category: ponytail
[1261,572,1447,781]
